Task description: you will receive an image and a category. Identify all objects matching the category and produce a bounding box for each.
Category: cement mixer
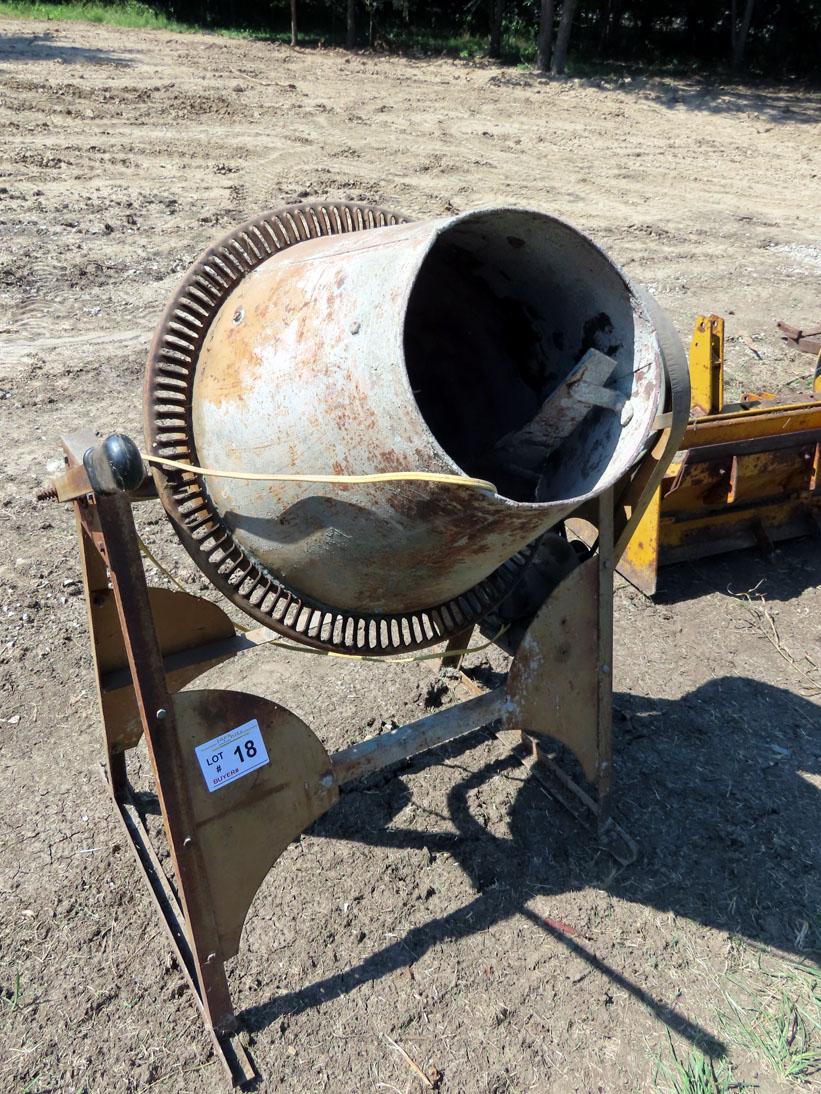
[45,201,688,1085]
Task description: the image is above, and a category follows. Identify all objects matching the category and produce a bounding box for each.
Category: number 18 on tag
[194,718,270,793]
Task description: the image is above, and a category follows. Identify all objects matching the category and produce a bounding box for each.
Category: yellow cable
[136,533,191,598]
[262,625,508,664]
[136,532,505,662]
[142,452,497,495]
[138,458,505,661]
[136,531,252,631]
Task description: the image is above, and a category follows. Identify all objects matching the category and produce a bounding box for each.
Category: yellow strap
[142,452,497,495]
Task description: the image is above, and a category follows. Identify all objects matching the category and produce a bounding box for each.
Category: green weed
[720,957,820,1084]
[653,1031,738,1093]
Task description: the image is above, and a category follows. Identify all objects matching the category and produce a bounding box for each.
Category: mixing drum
[144,203,669,651]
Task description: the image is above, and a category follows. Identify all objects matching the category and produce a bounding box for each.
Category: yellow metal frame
[690,315,724,415]
[620,316,821,594]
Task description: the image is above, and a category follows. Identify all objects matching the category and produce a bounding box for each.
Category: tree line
[145,1,821,76]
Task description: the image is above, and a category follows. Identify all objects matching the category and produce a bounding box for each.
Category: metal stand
[52,418,676,1087]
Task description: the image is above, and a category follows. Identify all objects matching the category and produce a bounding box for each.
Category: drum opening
[403,209,648,503]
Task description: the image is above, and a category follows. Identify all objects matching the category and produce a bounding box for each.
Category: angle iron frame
[52,407,681,1085]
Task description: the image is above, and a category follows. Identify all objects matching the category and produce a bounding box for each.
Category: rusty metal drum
[145,202,675,650]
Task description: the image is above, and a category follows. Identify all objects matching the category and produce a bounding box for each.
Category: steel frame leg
[75,493,254,1086]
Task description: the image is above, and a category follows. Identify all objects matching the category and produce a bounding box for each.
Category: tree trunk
[551,0,579,75]
[346,0,356,49]
[600,0,623,51]
[731,0,755,69]
[290,0,298,47]
[489,0,504,59]
[368,1,376,48]
[537,0,555,72]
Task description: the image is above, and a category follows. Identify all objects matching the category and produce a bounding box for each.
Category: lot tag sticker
[194,718,269,793]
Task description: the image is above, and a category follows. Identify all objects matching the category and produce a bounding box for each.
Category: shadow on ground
[507,67,821,125]
[631,79,821,124]
[652,535,820,605]
[242,672,819,1060]
[0,32,135,67]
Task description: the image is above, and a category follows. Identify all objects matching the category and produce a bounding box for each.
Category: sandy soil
[0,17,820,1094]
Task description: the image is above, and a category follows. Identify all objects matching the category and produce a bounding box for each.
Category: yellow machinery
[621,315,821,595]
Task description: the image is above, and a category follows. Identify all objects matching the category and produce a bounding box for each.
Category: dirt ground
[1,16,820,1094]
